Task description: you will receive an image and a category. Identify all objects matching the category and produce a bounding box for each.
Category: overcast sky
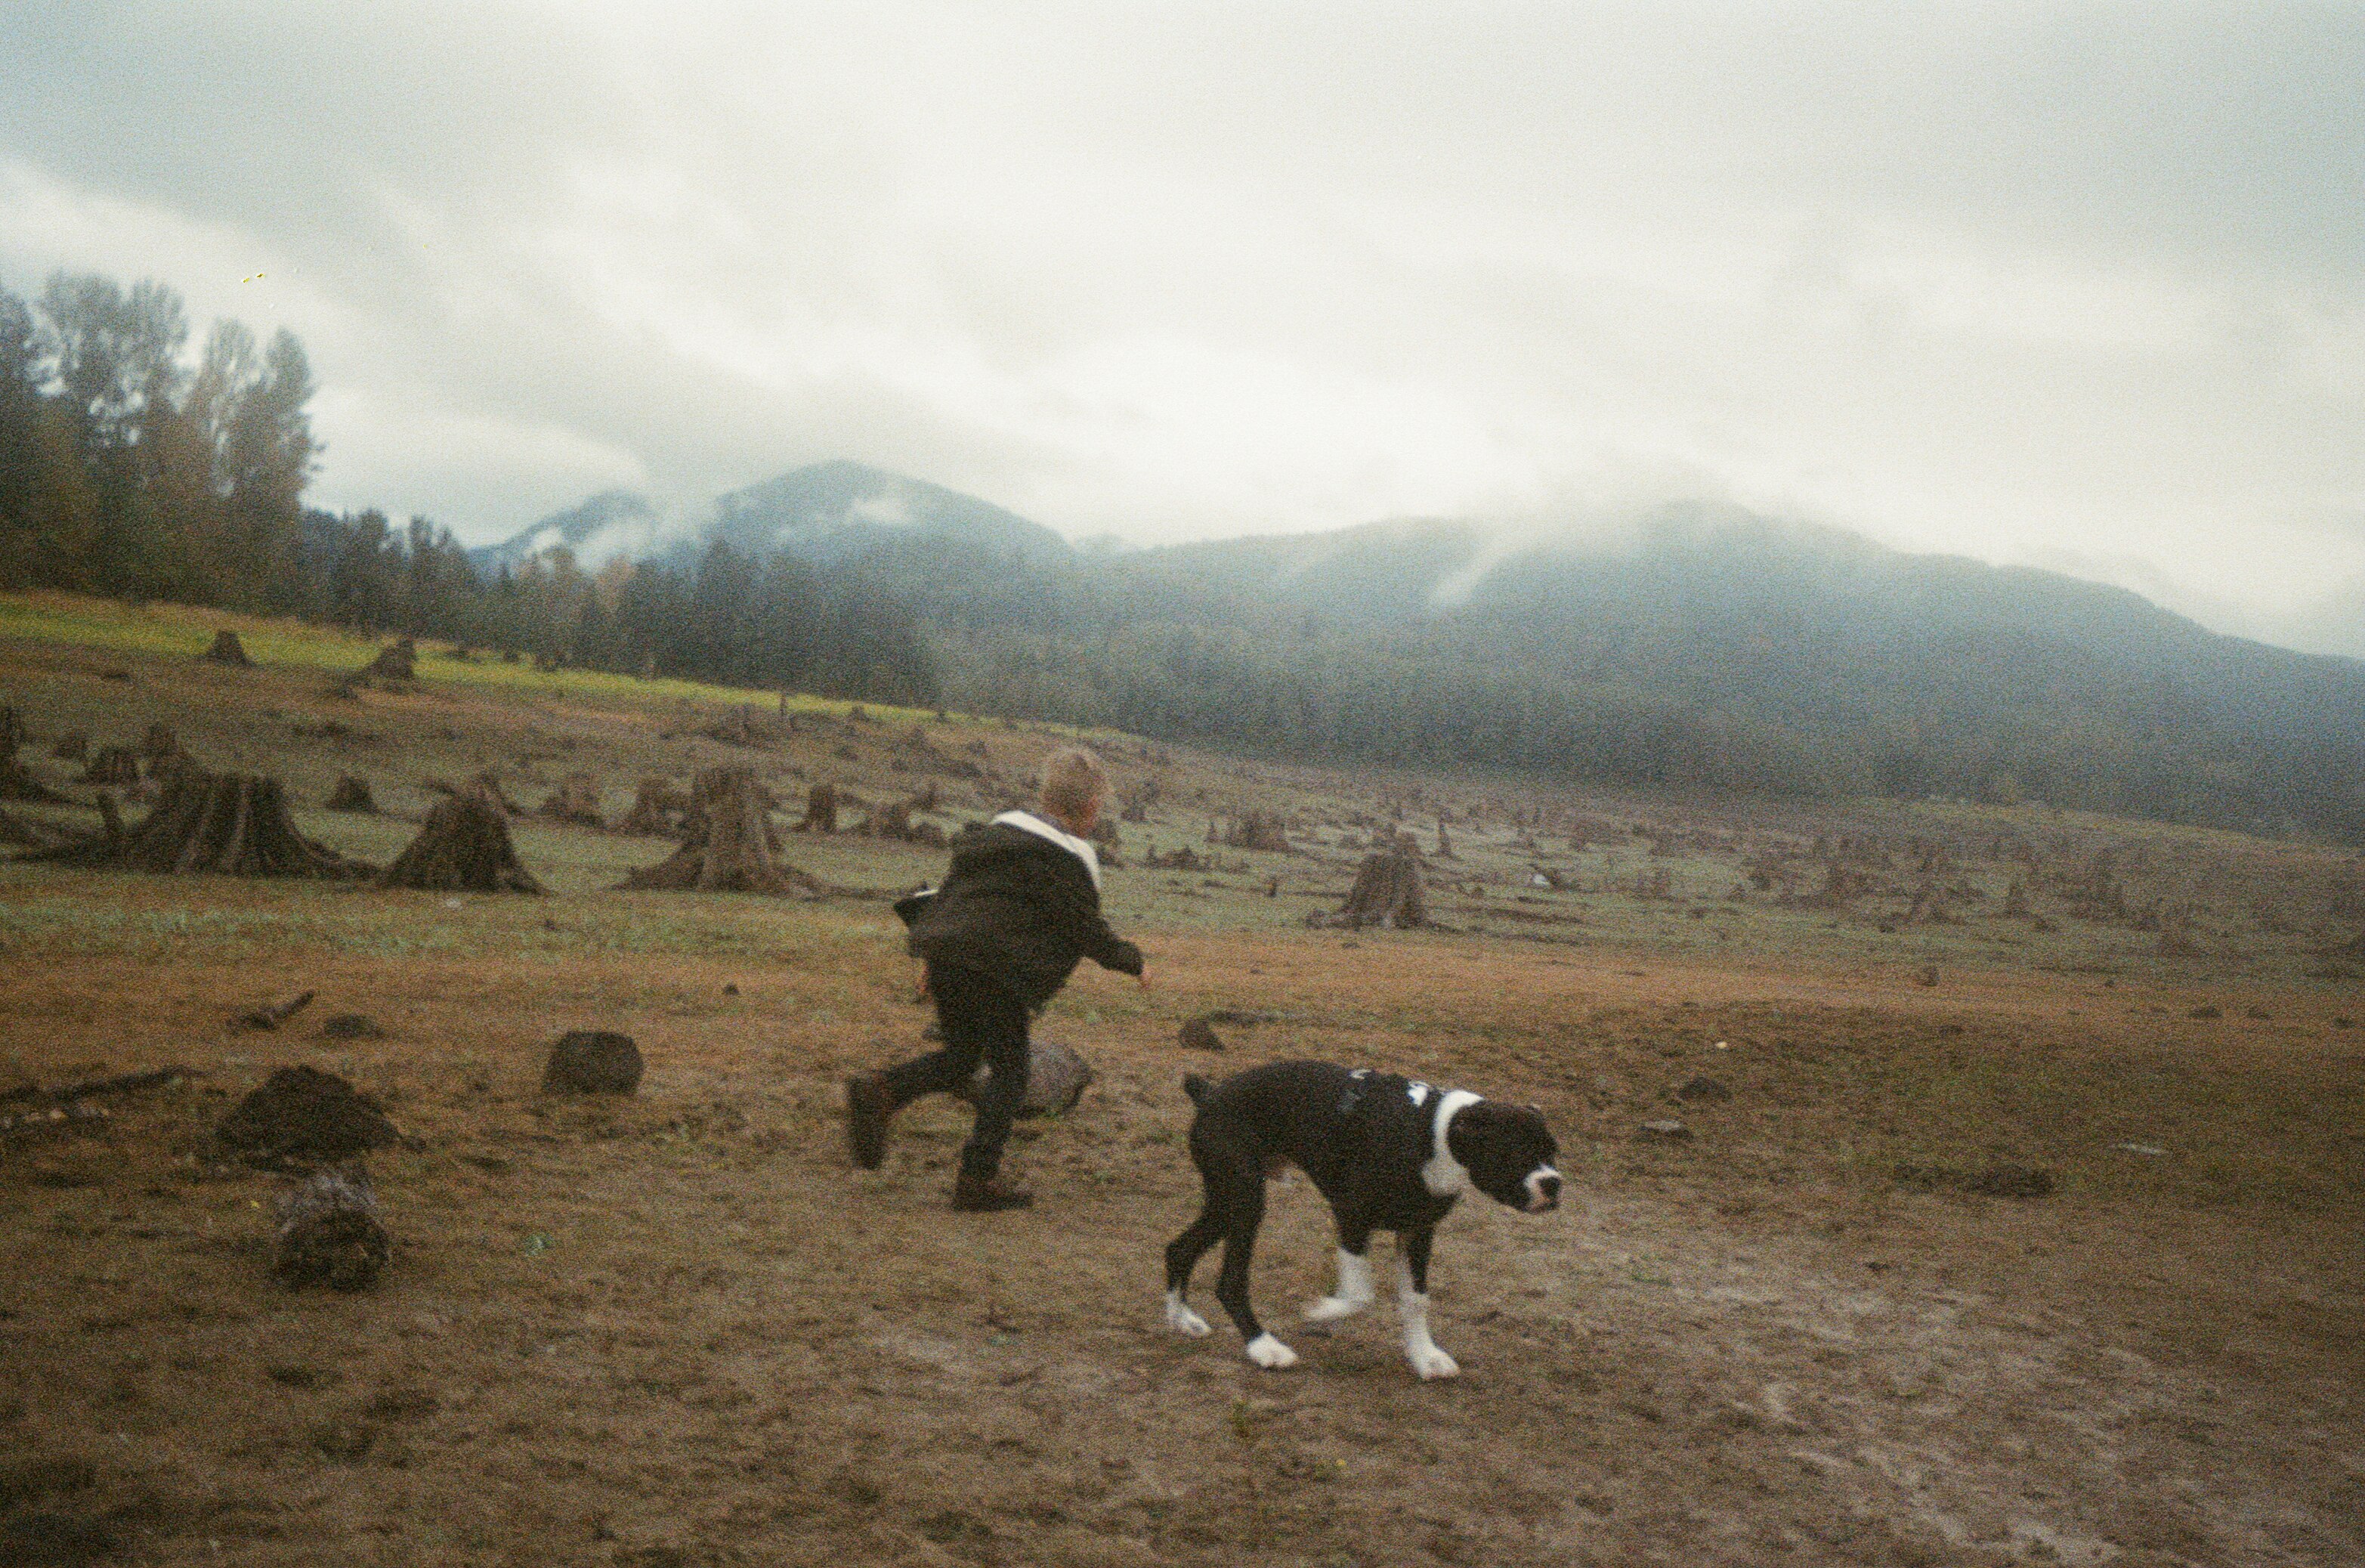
[2,2,2360,656]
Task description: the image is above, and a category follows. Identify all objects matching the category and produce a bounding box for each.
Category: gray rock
[1637,1119,1692,1142]
[543,1031,643,1094]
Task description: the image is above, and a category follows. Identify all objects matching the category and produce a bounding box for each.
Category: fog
[2,2,2359,655]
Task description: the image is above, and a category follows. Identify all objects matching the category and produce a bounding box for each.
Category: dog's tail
[1181,1072,1213,1107]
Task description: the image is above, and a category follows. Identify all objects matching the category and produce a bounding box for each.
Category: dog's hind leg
[1304,1223,1376,1324]
[1163,1211,1220,1338]
[1207,1179,1296,1369]
[1394,1227,1458,1380]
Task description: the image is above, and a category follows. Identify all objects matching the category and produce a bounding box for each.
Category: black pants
[878,963,1029,1180]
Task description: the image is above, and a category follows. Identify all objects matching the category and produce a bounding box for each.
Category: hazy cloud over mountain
[2,2,2359,654]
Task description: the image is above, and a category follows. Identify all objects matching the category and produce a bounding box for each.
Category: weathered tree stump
[543,1031,643,1094]
[50,728,88,762]
[79,745,142,787]
[704,705,781,748]
[231,991,316,1031]
[362,639,416,681]
[951,1038,1095,1118]
[795,781,838,834]
[860,799,914,840]
[617,777,685,835]
[325,774,376,813]
[428,769,523,815]
[1307,849,1427,929]
[17,768,369,878]
[537,772,605,829]
[379,787,545,893]
[217,1066,400,1164]
[1222,811,1294,852]
[274,1164,391,1291]
[202,629,255,667]
[0,706,69,803]
[621,766,822,895]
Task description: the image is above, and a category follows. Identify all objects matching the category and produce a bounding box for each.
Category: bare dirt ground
[6,932,2360,1567]
[3,604,2362,1566]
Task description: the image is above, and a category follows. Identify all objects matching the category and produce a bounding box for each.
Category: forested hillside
[6,268,2361,839]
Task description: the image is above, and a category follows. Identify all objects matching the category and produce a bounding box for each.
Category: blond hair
[1038,745,1107,824]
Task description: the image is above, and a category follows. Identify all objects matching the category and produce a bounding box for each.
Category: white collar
[992,809,1102,891]
[1421,1090,1483,1196]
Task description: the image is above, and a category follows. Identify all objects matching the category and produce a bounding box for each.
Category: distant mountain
[466,489,664,576]
[694,461,1071,568]
[911,504,2365,838]
[470,462,1071,577]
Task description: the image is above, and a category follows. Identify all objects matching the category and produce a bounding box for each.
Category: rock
[1178,1017,1225,1052]
[1674,1076,1731,1103]
[216,1067,400,1164]
[2244,1006,2273,1021]
[2188,1004,2221,1019]
[1913,965,1939,987]
[954,1038,1095,1118]
[2116,1143,2167,1157]
[317,1013,386,1041]
[1636,1119,1692,1142]
[543,1031,643,1095]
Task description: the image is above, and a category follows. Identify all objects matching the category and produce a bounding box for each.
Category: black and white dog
[1163,1060,1561,1378]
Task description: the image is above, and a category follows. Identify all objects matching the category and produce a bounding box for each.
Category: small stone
[543,1031,643,1095]
[2244,1006,2272,1022]
[317,1013,385,1041]
[722,983,739,996]
[1674,1076,1731,1103]
[2116,1143,2166,1157]
[2188,1004,2221,1019]
[1178,1017,1224,1052]
[1636,1119,1692,1142]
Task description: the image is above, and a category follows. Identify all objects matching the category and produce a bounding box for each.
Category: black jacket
[901,815,1142,1010]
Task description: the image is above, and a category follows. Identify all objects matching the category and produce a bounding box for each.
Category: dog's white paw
[1164,1291,1211,1338]
[1407,1344,1460,1380]
[1245,1333,1300,1369]
[1304,1294,1367,1323]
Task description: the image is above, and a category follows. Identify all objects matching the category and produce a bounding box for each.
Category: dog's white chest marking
[1406,1081,1431,1108]
[1421,1090,1482,1196]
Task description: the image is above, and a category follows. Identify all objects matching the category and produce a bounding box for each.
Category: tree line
[0,271,938,705]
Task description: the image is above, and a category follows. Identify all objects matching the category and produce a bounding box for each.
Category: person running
[845,744,1146,1211]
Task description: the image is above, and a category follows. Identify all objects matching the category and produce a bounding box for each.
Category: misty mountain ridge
[468,460,1072,576]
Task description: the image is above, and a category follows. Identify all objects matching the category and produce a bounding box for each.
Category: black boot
[952,1171,1033,1211]
[844,1073,894,1171]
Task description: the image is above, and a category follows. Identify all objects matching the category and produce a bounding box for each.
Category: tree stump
[951,1038,1095,1118]
[0,706,68,803]
[537,772,605,829]
[795,782,838,834]
[621,765,822,895]
[1223,811,1294,852]
[362,639,416,681]
[17,768,370,878]
[379,787,545,893]
[202,629,255,666]
[542,1031,643,1094]
[50,729,88,762]
[325,774,376,813]
[704,705,781,748]
[617,777,685,835]
[1307,849,1427,929]
[79,746,142,787]
[274,1165,391,1291]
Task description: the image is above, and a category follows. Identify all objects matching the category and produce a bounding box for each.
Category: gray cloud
[2,2,2359,657]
